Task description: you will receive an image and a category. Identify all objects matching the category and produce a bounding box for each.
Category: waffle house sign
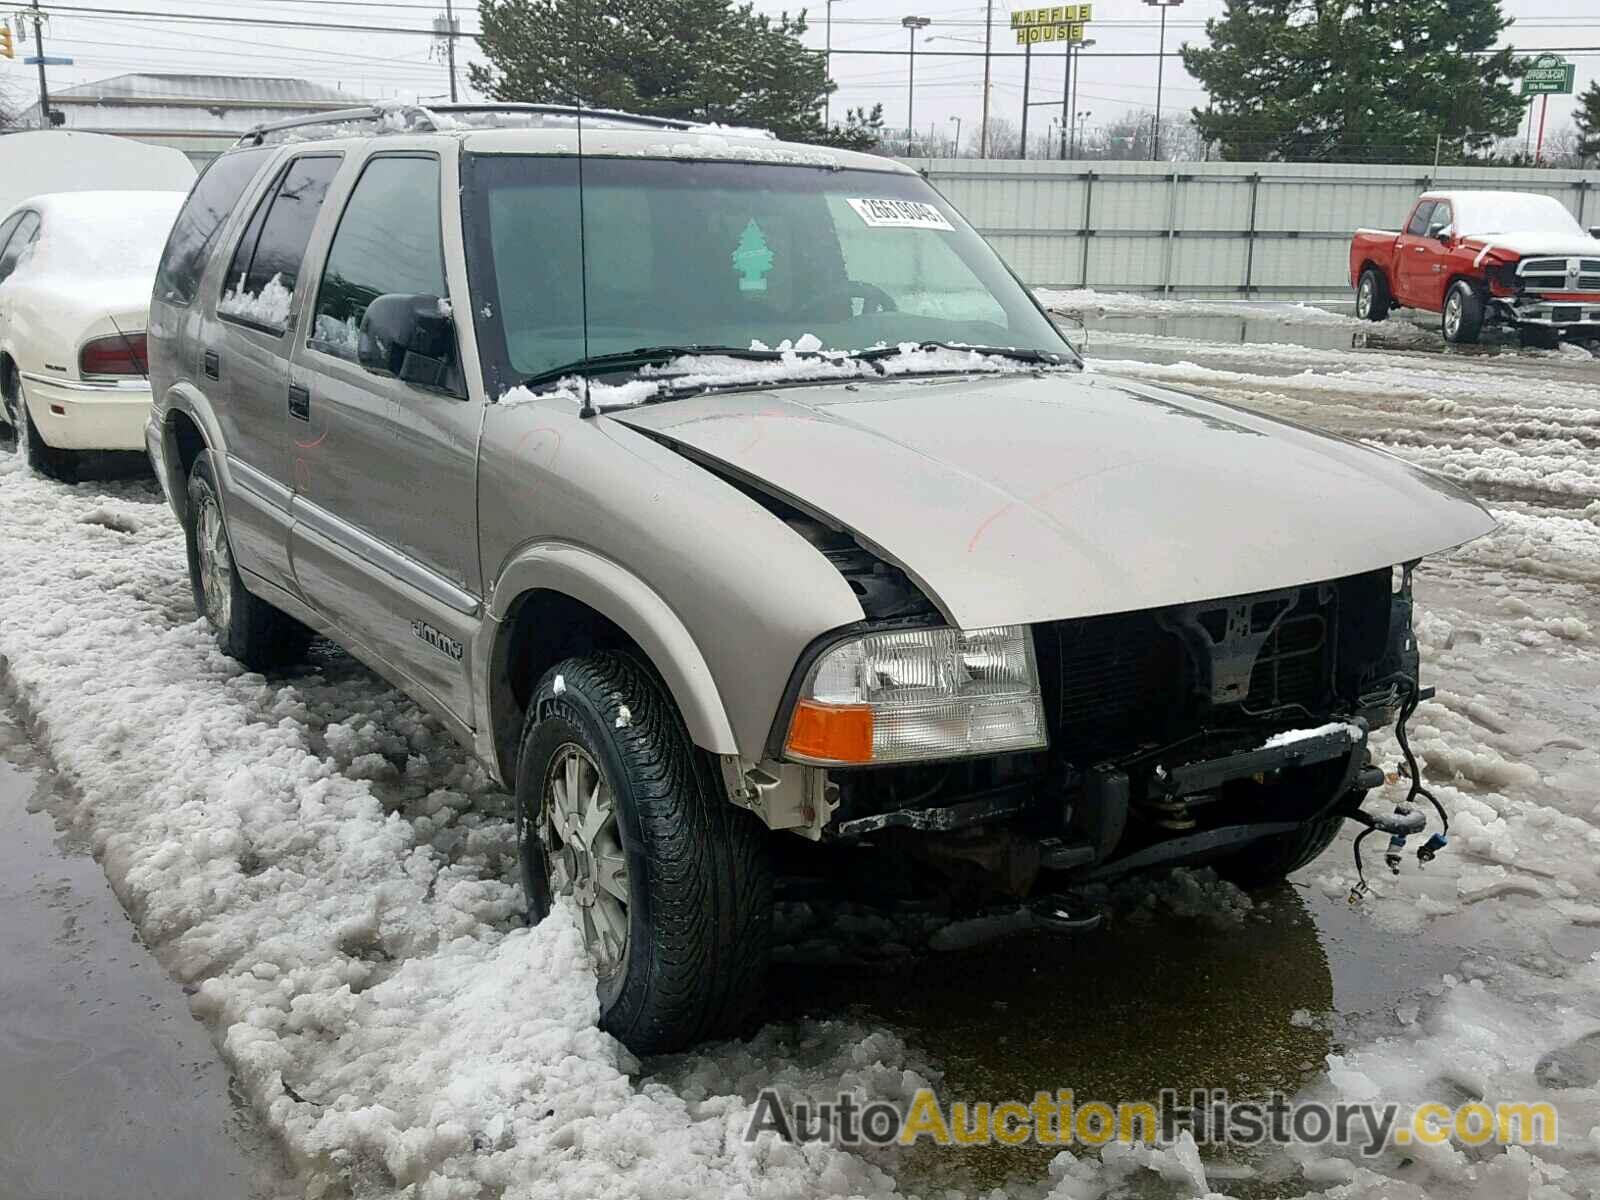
[1013,4,1092,44]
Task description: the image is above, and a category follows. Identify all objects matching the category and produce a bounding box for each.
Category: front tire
[515,652,771,1054]
[1355,268,1391,322]
[184,450,312,670]
[1218,809,1349,889]
[1441,280,1484,345]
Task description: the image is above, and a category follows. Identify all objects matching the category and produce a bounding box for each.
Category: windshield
[461,154,1073,396]
[1450,193,1584,239]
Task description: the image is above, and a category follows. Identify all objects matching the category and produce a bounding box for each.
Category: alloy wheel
[541,743,630,978]
[1357,277,1372,318]
[1444,291,1462,339]
[195,495,233,632]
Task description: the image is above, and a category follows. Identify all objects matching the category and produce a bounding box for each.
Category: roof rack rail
[235,102,700,147]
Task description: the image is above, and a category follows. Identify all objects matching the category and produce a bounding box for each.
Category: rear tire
[515,652,771,1054]
[1217,807,1351,889]
[19,387,77,481]
[184,450,312,671]
[1355,268,1391,322]
[1441,280,1484,345]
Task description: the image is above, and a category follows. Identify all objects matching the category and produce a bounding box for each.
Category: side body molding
[484,541,741,757]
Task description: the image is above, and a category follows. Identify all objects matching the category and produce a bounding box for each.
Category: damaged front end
[732,562,1432,910]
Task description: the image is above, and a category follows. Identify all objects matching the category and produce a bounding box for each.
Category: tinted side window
[220,154,341,330]
[1405,201,1435,237]
[0,212,41,285]
[311,155,445,360]
[154,147,273,305]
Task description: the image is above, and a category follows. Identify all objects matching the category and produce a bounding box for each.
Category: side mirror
[1589,226,1600,240]
[358,293,455,388]
[1435,226,1454,245]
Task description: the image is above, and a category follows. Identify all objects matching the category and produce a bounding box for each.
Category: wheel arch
[482,542,740,787]
[158,383,222,524]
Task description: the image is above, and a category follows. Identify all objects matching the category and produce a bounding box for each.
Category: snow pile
[0,460,930,1199]
[501,338,1071,412]
[219,273,294,328]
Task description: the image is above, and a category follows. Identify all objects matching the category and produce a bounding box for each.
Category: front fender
[485,540,739,756]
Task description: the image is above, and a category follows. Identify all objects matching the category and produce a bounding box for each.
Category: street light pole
[1069,39,1094,157]
[1144,0,1183,162]
[950,114,962,158]
[902,15,931,153]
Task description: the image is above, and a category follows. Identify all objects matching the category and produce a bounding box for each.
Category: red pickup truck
[1350,190,1600,348]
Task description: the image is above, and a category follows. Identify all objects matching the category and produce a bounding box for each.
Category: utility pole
[443,0,458,103]
[1020,41,1031,159]
[1059,38,1072,160]
[979,0,993,158]
[30,0,51,128]
[825,0,834,126]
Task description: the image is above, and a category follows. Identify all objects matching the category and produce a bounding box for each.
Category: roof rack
[236,102,701,147]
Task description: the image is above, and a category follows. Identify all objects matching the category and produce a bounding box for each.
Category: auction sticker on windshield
[847,198,955,231]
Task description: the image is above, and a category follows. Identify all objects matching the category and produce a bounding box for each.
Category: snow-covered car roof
[2,190,188,280]
[1420,190,1584,239]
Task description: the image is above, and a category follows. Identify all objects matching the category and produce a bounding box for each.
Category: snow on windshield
[20,191,186,280]
[1449,193,1583,238]
[501,337,1074,413]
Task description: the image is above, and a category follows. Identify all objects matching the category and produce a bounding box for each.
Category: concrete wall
[902,157,1600,298]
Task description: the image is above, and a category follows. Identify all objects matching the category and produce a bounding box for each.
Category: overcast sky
[4,0,1597,151]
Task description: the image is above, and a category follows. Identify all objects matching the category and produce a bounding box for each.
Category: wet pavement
[0,710,292,1200]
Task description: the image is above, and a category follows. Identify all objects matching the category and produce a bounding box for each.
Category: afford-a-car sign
[1012,4,1091,44]
[1522,53,1576,96]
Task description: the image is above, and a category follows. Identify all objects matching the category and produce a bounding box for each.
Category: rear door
[1394,200,1441,309]
[287,149,482,727]
[206,152,343,592]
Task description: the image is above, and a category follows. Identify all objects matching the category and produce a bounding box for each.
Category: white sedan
[0,191,187,478]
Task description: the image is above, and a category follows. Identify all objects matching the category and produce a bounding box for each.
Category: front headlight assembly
[783,625,1048,765]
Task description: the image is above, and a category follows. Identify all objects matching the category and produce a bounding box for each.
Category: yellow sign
[0,25,13,60]
[1012,5,1092,45]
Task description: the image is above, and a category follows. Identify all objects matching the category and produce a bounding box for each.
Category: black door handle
[288,384,310,421]
[203,349,220,379]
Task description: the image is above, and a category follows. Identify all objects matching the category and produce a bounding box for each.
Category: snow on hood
[1465,230,1600,266]
[499,337,1073,413]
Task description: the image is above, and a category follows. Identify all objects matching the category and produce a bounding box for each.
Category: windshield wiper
[513,345,785,391]
[851,340,1074,367]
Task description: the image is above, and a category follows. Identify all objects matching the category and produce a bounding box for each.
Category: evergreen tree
[1576,81,1600,161]
[822,104,885,152]
[1182,0,1524,163]
[469,0,857,146]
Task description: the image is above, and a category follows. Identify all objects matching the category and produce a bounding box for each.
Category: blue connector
[1417,832,1448,866]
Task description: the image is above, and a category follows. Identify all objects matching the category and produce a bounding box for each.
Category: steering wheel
[848,281,899,316]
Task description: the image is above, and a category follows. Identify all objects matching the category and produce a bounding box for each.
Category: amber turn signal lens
[785,700,874,764]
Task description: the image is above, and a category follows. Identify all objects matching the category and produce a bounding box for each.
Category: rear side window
[0,214,23,265]
[0,212,41,285]
[311,155,445,360]
[154,147,272,306]
[1405,201,1435,237]
[219,154,341,332]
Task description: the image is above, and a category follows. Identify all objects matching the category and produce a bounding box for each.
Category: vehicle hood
[1462,232,1600,261]
[610,371,1496,628]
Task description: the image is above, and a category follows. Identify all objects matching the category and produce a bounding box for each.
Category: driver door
[1395,199,1450,311]
[287,150,483,728]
